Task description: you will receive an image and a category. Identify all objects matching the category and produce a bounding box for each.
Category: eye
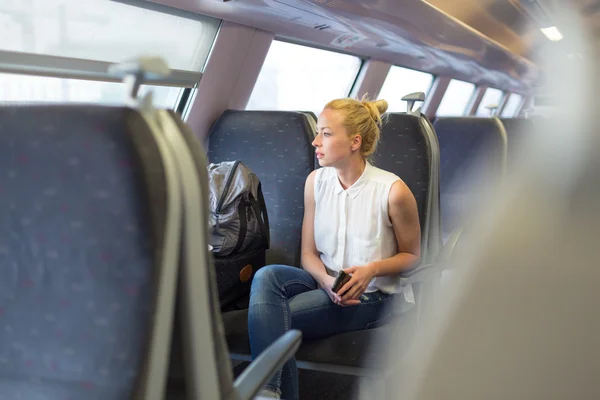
[323,132,331,137]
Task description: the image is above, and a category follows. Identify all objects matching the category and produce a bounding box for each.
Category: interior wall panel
[185,21,275,141]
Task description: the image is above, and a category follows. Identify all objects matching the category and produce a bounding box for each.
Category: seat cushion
[223,310,400,369]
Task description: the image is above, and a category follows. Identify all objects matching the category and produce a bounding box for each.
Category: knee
[251,265,296,298]
[252,265,281,291]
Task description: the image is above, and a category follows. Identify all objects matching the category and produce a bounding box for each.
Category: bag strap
[230,201,248,255]
[250,182,270,249]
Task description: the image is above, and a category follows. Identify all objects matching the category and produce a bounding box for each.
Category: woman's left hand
[337,264,376,302]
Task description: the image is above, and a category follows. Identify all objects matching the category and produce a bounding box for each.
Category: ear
[351,134,362,152]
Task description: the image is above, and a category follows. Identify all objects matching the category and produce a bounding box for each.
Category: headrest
[401,91,426,114]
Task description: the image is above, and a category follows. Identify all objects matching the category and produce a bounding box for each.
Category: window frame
[436,78,477,117]
[475,87,505,117]
[0,50,202,88]
[0,1,221,111]
[501,93,525,117]
[377,64,436,112]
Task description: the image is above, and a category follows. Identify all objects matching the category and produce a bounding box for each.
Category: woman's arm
[300,170,331,287]
[338,180,421,301]
[369,179,421,277]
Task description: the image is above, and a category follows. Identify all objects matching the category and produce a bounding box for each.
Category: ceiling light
[540,26,563,41]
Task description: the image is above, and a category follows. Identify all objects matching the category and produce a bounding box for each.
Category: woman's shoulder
[307,168,334,196]
[368,163,402,185]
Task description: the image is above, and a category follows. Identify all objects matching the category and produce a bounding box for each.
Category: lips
[316,152,324,158]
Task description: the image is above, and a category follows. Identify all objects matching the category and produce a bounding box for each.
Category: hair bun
[361,98,388,126]
[371,99,388,114]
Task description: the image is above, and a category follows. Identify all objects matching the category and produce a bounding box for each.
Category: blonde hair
[323,95,388,158]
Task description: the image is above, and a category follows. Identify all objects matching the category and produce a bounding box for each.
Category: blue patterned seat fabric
[434,117,507,239]
[0,106,158,399]
[207,110,315,267]
[371,113,431,235]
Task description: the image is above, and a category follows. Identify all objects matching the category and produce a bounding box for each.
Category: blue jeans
[248,265,394,400]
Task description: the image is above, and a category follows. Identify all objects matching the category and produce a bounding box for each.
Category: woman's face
[313,108,360,167]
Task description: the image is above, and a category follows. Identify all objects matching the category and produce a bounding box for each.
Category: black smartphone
[331,270,352,293]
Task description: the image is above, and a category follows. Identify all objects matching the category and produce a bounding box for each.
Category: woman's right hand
[320,274,361,307]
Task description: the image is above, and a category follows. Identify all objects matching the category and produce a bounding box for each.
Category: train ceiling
[149,0,587,92]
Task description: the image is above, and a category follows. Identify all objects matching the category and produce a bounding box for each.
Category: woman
[249,97,421,399]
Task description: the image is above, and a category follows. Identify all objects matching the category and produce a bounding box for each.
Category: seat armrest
[436,227,463,263]
[233,330,302,400]
[399,227,463,284]
[399,263,438,284]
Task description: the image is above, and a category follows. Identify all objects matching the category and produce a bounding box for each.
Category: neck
[336,156,366,190]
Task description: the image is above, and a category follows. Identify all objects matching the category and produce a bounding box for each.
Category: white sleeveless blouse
[313,162,402,294]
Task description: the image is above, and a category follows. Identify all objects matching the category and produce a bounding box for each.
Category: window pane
[475,87,504,116]
[0,0,220,72]
[377,66,434,112]
[246,41,362,116]
[436,79,476,117]
[501,93,524,117]
[0,73,183,109]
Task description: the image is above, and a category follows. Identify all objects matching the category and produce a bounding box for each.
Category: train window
[246,40,363,116]
[436,79,476,116]
[475,87,504,116]
[501,93,525,117]
[0,73,182,109]
[0,0,220,72]
[377,66,434,112]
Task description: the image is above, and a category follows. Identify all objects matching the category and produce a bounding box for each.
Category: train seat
[156,109,303,400]
[414,110,443,263]
[372,112,442,264]
[433,117,508,241]
[375,117,600,400]
[0,100,304,400]
[207,110,316,267]
[500,117,537,167]
[298,111,318,135]
[0,105,175,399]
[223,308,401,372]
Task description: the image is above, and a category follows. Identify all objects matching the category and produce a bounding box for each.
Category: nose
[312,135,320,148]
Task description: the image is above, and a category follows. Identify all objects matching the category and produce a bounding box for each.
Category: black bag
[208,161,270,309]
[208,161,270,257]
[214,246,266,311]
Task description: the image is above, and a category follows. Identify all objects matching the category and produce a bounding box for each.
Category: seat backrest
[0,106,170,399]
[301,112,320,174]
[165,110,302,400]
[433,117,507,240]
[207,110,315,266]
[416,113,443,263]
[300,111,318,127]
[500,118,536,167]
[158,110,235,399]
[375,119,600,400]
[300,112,318,140]
[371,113,441,264]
